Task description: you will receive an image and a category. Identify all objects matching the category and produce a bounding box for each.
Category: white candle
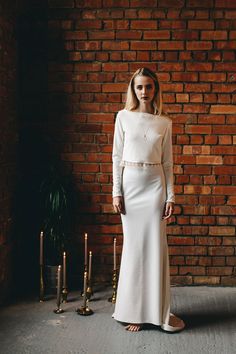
[114,238,117,270]
[84,233,88,267]
[88,251,92,281]
[63,252,66,288]
[56,265,62,308]
[40,231,43,266]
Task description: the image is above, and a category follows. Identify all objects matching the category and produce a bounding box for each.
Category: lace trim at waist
[120,160,162,167]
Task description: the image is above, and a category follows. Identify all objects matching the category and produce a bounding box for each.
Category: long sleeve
[112,112,124,198]
[161,120,175,203]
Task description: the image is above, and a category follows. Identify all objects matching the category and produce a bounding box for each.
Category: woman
[111,67,185,333]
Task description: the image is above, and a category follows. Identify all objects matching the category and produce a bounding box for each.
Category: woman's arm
[112,112,124,198]
[161,120,175,204]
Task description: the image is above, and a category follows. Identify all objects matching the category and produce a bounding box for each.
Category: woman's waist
[120,160,162,167]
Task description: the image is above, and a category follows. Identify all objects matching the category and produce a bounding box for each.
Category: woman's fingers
[162,202,174,220]
[113,196,125,214]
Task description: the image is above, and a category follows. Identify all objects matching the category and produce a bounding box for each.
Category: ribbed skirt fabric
[112,165,171,326]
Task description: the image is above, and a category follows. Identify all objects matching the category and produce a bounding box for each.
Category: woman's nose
[142,87,147,95]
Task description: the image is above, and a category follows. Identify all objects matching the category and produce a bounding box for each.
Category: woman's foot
[161,313,185,333]
[125,323,143,332]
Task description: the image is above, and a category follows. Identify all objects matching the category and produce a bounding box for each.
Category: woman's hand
[113,196,125,214]
[162,201,175,220]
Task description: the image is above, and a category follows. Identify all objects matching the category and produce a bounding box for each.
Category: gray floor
[0,285,235,354]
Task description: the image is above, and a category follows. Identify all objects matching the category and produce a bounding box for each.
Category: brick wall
[0,1,18,302]
[47,0,236,286]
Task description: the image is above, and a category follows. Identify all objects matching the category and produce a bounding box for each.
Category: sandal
[161,313,185,333]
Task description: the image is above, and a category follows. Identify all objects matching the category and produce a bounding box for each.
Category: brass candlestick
[86,251,93,299]
[81,264,88,297]
[62,287,68,303]
[77,270,93,316]
[54,265,64,314]
[62,252,68,303]
[86,277,93,300]
[108,268,118,303]
[39,265,44,302]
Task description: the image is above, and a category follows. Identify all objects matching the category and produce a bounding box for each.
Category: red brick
[212,206,235,215]
[102,41,129,50]
[102,83,127,92]
[143,30,170,39]
[158,41,184,50]
[158,0,184,6]
[188,21,214,29]
[131,20,157,29]
[196,156,223,164]
[75,20,102,29]
[193,277,220,285]
[210,105,236,114]
[186,41,213,50]
[131,41,157,50]
[201,31,227,40]
[179,266,205,275]
[213,186,236,195]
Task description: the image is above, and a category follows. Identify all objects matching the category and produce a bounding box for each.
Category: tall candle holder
[39,231,44,302]
[54,265,64,314]
[62,252,68,303]
[86,251,93,299]
[108,237,118,303]
[39,265,44,302]
[108,268,118,303]
[77,270,94,316]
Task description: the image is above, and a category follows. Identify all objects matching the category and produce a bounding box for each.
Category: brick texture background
[46,0,236,286]
[1,0,236,302]
[0,1,18,302]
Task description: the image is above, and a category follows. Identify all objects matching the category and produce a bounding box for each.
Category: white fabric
[112,109,175,202]
[111,165,171,326]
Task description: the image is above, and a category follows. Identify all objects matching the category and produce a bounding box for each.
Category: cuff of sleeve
[112,191,123,198]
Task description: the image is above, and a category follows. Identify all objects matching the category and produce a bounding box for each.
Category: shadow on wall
[10,3,80,299]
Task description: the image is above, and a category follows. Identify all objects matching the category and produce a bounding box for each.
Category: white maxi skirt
[112,164,171,326]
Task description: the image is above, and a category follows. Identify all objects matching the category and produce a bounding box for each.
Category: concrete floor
[0,285,235,354]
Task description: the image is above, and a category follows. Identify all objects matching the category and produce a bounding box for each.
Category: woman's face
[133,75,156,107]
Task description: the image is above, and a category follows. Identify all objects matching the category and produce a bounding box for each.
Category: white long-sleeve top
[112,108,175,203]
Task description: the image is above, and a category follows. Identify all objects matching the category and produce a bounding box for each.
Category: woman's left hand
[162,202,175,220]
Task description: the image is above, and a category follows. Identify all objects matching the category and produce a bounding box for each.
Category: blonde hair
[124,67,163,116]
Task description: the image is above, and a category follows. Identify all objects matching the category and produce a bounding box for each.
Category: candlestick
[84,233,88,268]
[54,265,64,314]
[88,251,92,281]
[39,231,44,302]
[87,251,93,299]
[39,265,44,302]
[63,252,66,288]
[77,270,93,316]
[62,251,68,303]
[40,231,43,266]
[114,237,117,270]
[108,269,118,303]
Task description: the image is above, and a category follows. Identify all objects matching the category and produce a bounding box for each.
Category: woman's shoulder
[159,111,173,125]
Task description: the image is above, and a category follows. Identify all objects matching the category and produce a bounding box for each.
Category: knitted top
[112,109,175,203]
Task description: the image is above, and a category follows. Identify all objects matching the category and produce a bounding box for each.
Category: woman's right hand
[113,196,125,214]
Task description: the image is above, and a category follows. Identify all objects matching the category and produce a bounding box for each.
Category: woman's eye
[147,85,153,89]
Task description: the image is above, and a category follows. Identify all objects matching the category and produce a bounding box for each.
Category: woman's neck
[134,103,154,114]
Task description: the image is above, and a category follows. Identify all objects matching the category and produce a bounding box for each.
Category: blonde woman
[111,67,185,333]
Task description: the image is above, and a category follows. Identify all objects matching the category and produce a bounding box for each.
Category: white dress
[111,109,175,326]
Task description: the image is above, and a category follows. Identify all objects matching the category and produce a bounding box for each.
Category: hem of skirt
[112,313,162,327]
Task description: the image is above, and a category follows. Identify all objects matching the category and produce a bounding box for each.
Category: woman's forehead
[134,75,155,85]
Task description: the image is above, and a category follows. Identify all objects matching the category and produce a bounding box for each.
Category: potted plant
[39,161,74,293]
